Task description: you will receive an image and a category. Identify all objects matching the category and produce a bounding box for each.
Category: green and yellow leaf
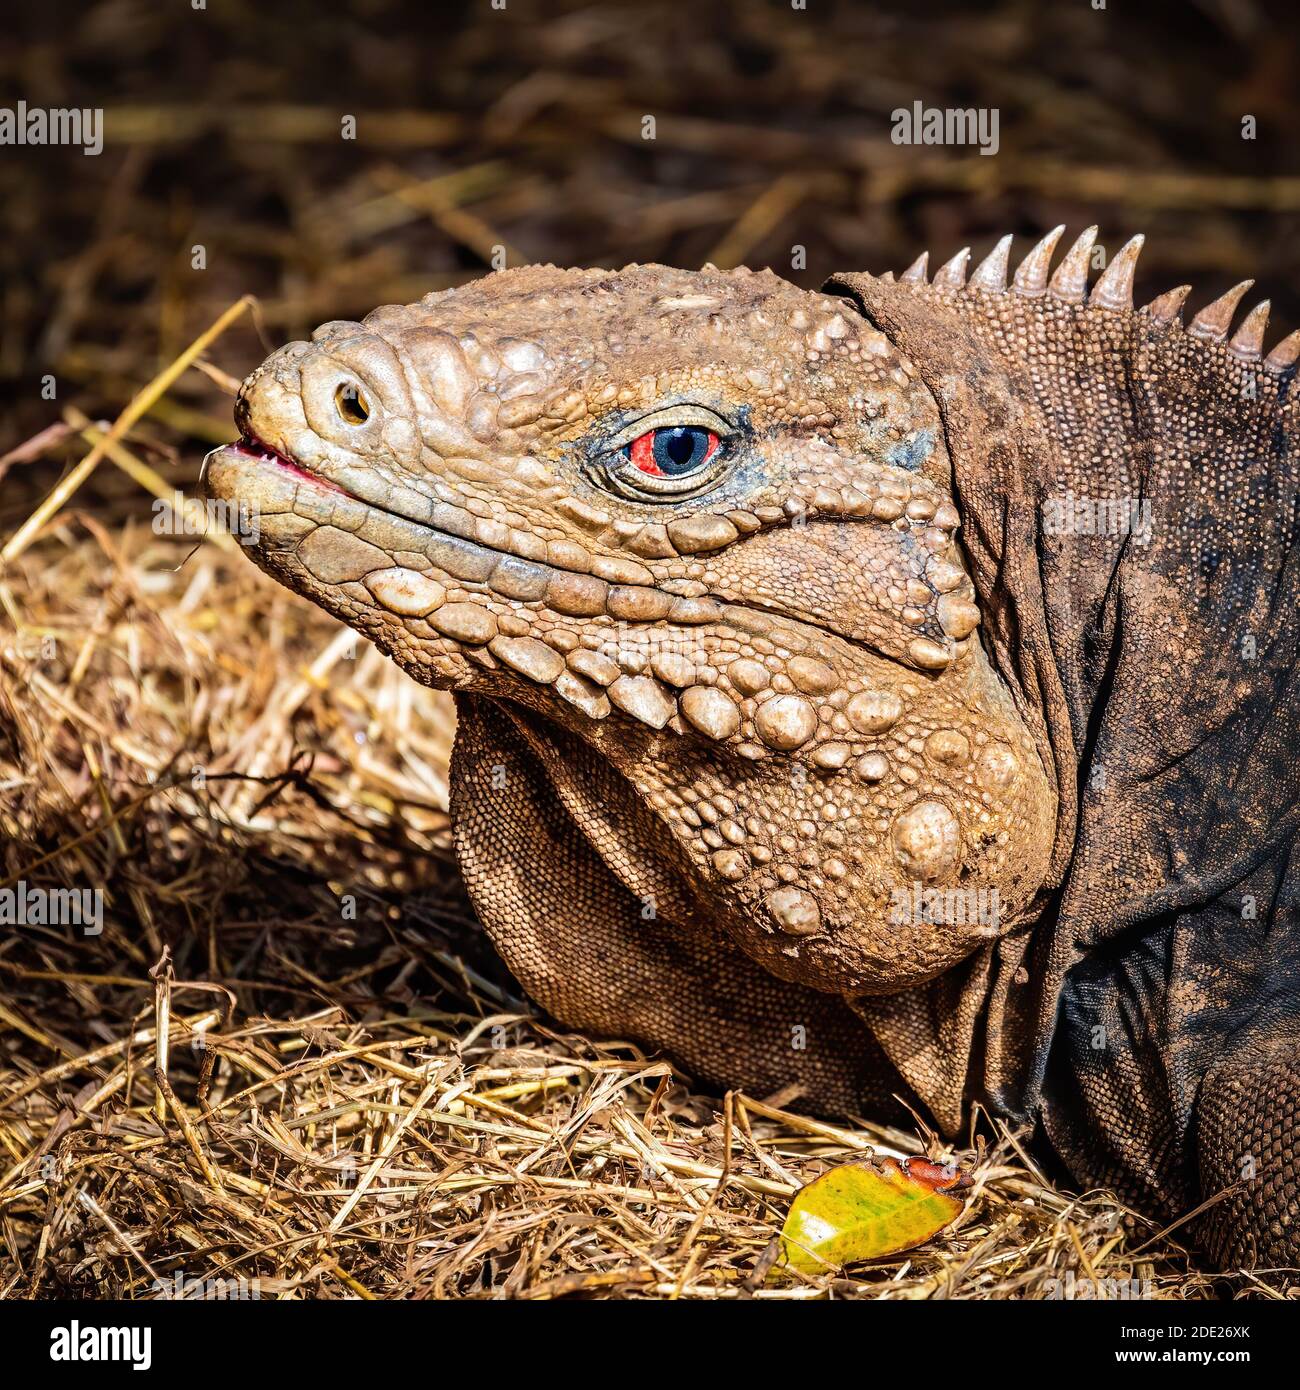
[778,1156,972,1275]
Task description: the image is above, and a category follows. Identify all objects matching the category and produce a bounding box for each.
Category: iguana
[203,228,1300,1268]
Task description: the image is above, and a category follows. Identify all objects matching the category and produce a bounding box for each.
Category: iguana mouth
[229,433,348,494]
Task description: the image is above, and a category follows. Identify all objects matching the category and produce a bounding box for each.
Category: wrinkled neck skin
[832,266,1300,1131]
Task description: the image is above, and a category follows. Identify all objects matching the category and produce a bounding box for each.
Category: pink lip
[232,434,347,494]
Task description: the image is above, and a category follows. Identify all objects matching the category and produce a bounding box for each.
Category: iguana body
[205,229,1300,1267]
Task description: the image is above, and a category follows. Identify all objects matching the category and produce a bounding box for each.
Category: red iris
[625,425,721,477]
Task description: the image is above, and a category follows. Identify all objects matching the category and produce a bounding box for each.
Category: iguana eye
[334,382,370,425]
[624,425,720,478]
[596,404,734,499]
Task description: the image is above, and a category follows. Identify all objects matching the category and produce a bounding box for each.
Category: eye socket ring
[334,382,371,426]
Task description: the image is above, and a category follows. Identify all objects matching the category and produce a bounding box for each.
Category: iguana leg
[449,694,906,1117]
[1196,1044,1300,1267]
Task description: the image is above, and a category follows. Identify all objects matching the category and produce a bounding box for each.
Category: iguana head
[203,262,1055,992]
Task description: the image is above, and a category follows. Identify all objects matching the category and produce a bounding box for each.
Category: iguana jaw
[208,430,954,678]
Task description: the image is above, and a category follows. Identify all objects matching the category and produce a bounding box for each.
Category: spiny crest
[890,226,1300,374]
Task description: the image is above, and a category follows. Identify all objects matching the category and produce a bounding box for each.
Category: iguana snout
[204,263,1054,992]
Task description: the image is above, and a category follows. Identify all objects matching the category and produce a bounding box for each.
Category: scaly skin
[204,234,1300,1267]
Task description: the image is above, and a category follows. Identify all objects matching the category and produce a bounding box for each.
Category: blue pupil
[654,426,710,474]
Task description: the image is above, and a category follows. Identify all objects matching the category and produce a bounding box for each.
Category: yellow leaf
[778,1156,972,1275]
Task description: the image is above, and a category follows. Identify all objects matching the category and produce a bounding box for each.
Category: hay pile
[0,462,1277,1299]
